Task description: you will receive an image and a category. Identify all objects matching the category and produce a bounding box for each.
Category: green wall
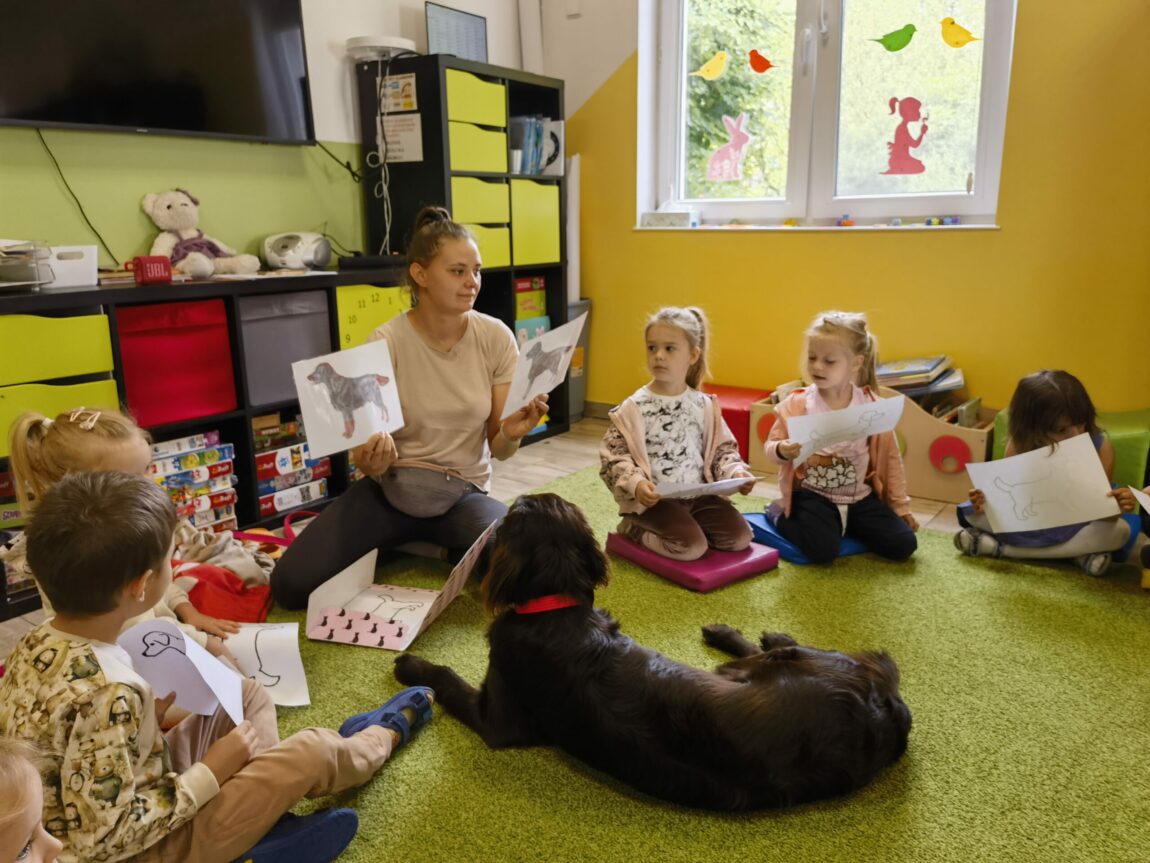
[0,127,364,269]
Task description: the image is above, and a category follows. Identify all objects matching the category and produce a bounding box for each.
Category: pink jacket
[599,391,746,515]
[765,387,911,518]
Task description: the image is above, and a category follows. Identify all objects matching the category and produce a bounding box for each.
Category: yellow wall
[568,2,1150,412]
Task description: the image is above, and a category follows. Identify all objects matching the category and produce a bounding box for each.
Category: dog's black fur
[395,493,912,811]
[307,362,390,438]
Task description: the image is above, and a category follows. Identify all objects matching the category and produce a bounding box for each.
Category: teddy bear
[142,189,261,278]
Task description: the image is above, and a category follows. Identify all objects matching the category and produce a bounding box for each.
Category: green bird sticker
[871,24,916,52]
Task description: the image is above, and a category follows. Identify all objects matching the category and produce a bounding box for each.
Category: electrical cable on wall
[368,51,420,256]
[36,130,121,267]
[315,141,362,183]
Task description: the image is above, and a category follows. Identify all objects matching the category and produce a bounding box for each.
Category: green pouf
[269,467,1150,863]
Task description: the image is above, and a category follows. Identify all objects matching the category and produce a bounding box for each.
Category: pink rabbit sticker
[706,113,752,182]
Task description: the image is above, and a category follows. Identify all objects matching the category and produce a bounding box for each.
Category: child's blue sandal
[233,807,358,863]
[339,686,434,747]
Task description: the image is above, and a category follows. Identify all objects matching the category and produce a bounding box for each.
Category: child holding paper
[765,310,918,564]
[0,471,433,863]
[955,370,1134,575]
[4,408,274,653]
[599,306,754,560]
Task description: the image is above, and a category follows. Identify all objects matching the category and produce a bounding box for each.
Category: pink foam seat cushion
[605,533,779,592]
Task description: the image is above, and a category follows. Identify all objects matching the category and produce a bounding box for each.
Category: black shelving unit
[0,266,404,620]
[354,53,570,443]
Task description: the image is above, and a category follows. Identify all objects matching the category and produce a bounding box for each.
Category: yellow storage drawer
[335,285,410,349]
[464,225,511,269]
[0,313,113,386]
[449,122,508,173]
[451,177,510,224]
[511,180,561,265]
[0,379,120,458]
[445,69,506,127]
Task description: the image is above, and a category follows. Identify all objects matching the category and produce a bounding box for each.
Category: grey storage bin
[567,298,590,422]
[238,291,331,407]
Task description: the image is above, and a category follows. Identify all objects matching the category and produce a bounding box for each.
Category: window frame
[638,0,1018,226]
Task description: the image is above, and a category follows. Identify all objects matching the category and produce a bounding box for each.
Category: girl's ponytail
[859,330,879,390]
[8,412,52,512]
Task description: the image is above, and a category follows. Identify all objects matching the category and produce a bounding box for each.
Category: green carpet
[269,467,1150,862]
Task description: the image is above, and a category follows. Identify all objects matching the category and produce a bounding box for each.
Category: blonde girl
[3,408,273,648]
[765,311,918,564]
[0,738,62,863]
[600,306,754,561]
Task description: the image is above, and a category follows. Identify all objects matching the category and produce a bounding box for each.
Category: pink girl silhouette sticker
[881,96,929,175]
[707,113,752,182]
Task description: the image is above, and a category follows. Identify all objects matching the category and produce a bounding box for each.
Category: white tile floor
[1,417,966,659]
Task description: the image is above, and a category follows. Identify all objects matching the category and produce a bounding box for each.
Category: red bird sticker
[749,50,773,73]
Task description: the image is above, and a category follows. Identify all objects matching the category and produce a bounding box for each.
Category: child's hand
[179,606,241,638]
[204,636,240,670]
[1109,487,1137,513]
[353,432,397,476]
[201,720,260,784]
[155,691,177,728]
[902,513,920,532]
[635,480,661,508]
[778,441,802,461]
[968,488,986,513]
[733,469,756,495]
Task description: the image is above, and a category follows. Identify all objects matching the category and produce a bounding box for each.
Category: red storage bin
[702,383,772,461]
[118,300,237,427]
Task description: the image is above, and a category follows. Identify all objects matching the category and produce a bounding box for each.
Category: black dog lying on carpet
[395,493,912,811]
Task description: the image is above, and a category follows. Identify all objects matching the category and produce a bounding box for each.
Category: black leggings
[270,477,507,609]
[775,487,917,564]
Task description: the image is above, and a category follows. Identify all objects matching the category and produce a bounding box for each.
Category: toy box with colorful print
[259,478,328,517]
[513,275,545,293]
[148,444,236,477]
[514,316,550,347]
[257,458,332,497]
[256,441,317,481]
[150,430,221,459]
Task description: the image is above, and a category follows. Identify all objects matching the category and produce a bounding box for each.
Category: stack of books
[876,355,964,398]
[148,431,240,533]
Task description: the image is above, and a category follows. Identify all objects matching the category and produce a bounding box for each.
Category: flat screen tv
[0,0,314,144]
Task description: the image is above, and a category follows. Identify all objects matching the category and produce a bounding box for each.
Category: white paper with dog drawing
[964,433,1120,533]
[117,619,244,724]
[500,312,588,420]
[292,340,404,460]
[305,520,497,651]
[228,623,310,707]
[786,396,905,465]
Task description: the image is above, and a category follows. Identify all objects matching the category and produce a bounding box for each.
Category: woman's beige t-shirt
[369,310,518,490]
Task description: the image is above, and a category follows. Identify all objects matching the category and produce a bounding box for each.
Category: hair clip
[68,408,101,430]
[40,417,54,429]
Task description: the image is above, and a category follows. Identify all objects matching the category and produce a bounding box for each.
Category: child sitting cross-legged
[0,470,434,863]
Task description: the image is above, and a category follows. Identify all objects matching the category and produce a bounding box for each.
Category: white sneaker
[953,528,1003,558]
[1074,552,1111,577]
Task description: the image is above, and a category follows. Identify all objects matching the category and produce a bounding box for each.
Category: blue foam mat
[743,512,869,565]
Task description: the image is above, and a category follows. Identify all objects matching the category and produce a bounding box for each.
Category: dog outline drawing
[993,472,1055,521]
[307,362,390,438]
[396,492,911,811]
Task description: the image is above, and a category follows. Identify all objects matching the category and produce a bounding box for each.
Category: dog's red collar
[513,594,582,614]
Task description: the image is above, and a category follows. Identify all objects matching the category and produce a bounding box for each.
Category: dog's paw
[394,653,435,685]
[701,623,742,647]
[759,632,798,650]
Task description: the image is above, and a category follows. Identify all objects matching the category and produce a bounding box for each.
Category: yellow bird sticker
[941,17,979,48]
[690,50,729,81]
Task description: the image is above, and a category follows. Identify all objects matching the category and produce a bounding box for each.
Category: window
[637,0,1017,226]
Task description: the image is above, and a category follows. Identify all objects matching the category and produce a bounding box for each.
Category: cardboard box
[748,397,780,475]
[259,478,328,517]
[515,289,546,318]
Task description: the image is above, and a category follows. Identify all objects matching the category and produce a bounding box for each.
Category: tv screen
[0,0,314,144]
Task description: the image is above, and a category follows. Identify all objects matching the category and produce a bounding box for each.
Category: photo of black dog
[395,493,912,811]
[307,362,390,438]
